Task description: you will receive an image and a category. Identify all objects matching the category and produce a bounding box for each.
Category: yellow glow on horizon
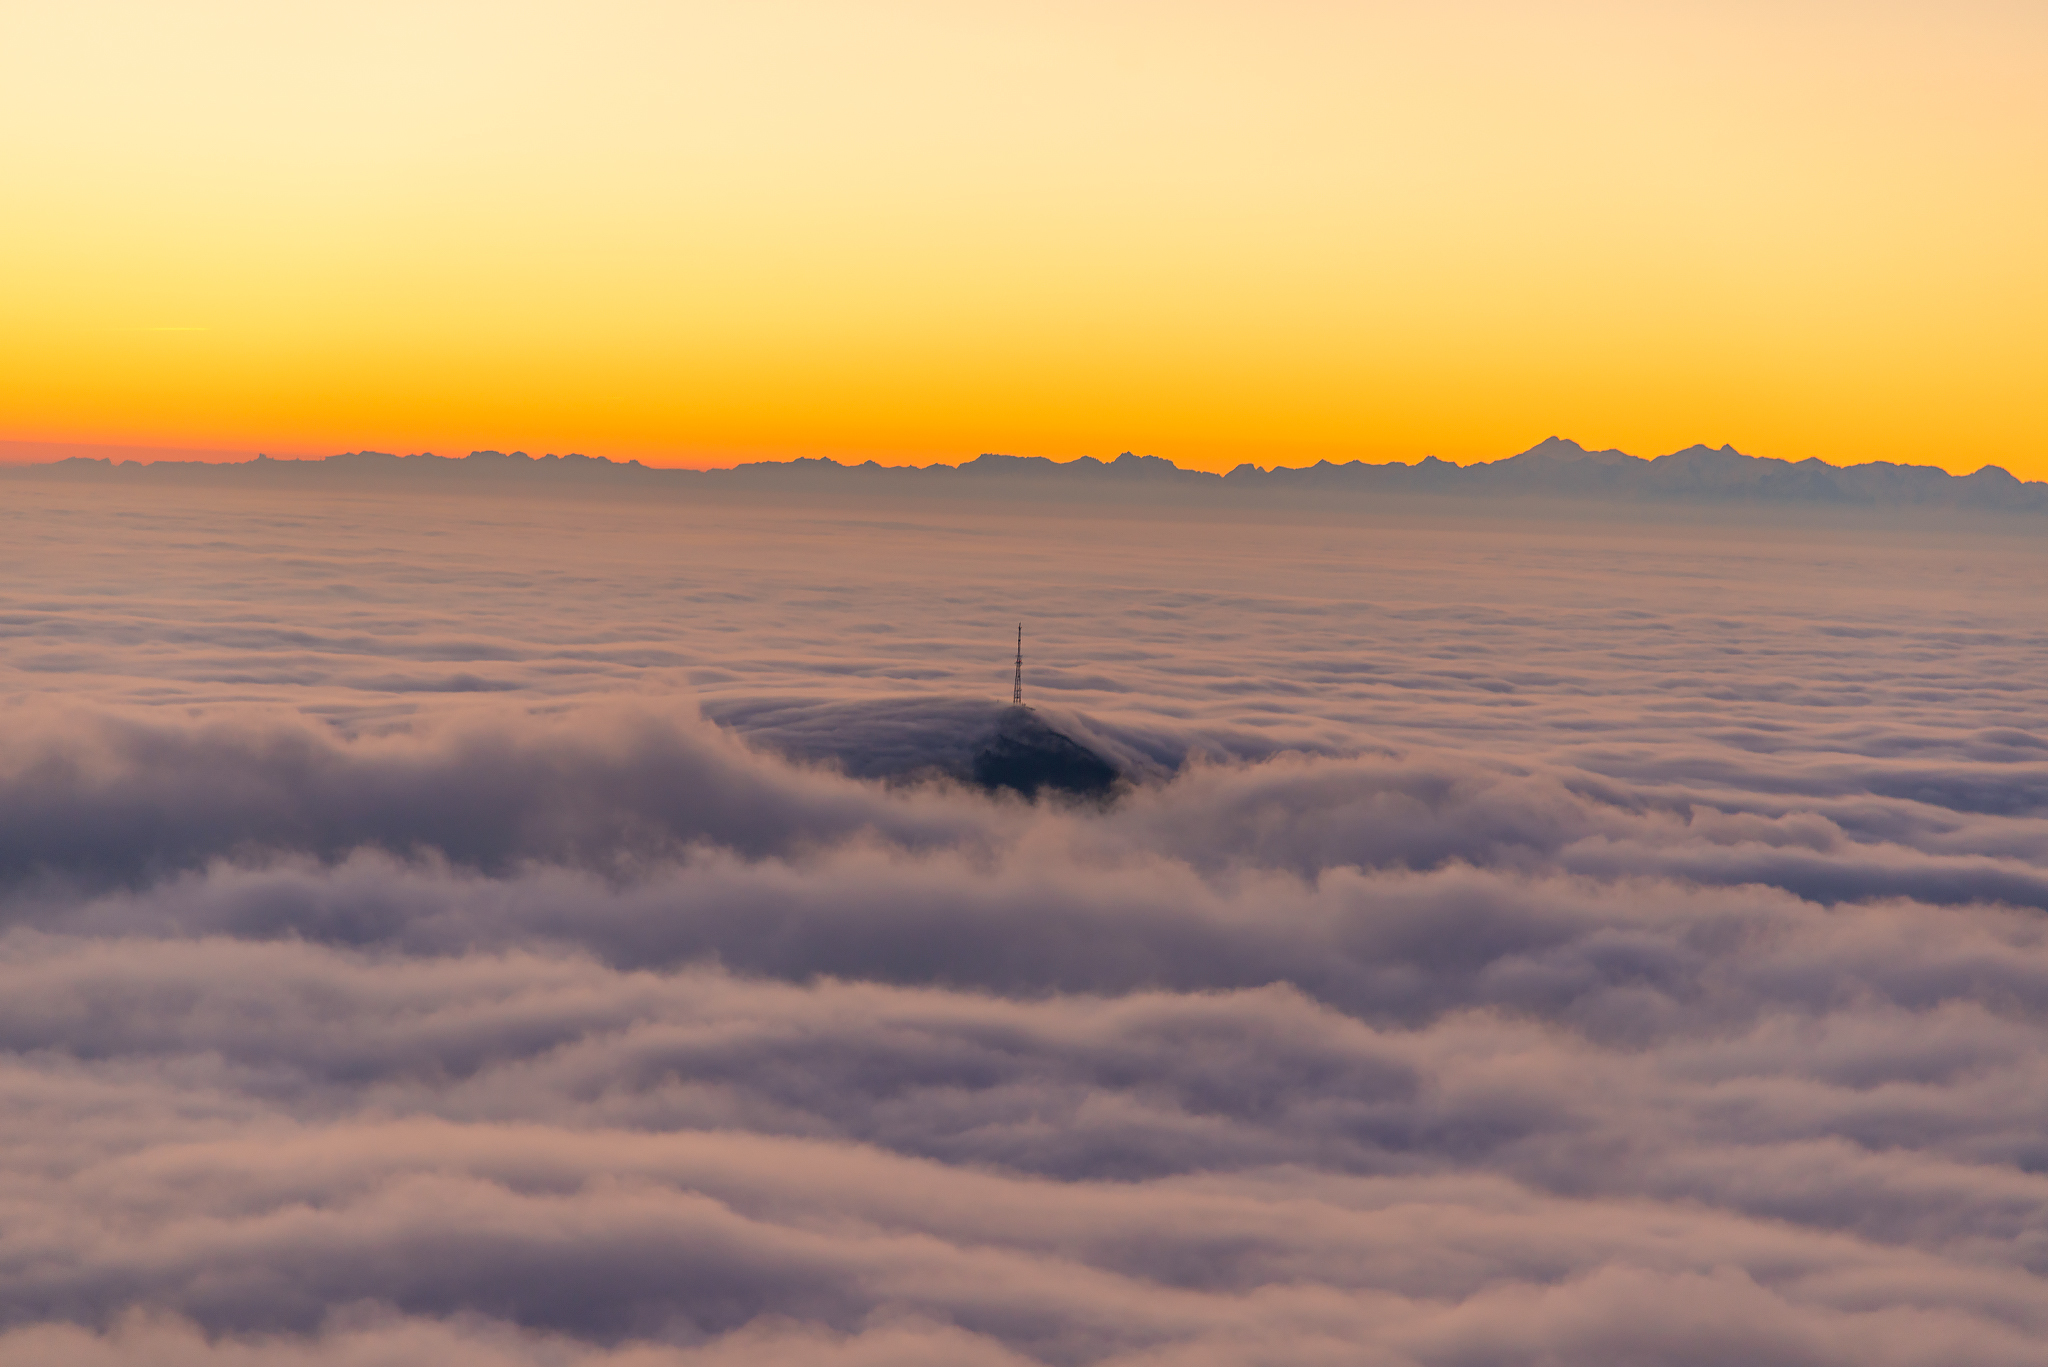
[3,1,2043,477]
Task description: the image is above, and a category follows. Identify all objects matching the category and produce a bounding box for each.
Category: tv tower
[1012,623,1024,706]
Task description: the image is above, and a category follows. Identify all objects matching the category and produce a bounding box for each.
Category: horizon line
[0,436,2023,481]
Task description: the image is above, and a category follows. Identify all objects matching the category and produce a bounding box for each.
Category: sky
[4,1,2045,475]
[2,473,2046,1364]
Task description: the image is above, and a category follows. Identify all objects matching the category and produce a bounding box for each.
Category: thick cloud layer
[2,478,2045,1364]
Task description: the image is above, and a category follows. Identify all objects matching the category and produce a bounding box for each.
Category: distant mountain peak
[1508,436,1638,466]
[1658,443,1750,463]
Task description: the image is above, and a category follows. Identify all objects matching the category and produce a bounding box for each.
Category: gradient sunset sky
[6,1,2043,475]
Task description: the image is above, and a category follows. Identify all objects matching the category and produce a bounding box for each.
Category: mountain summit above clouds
[14,438,2045,510]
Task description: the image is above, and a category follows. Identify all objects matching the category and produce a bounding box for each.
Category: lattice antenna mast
[1012,623,1024,706]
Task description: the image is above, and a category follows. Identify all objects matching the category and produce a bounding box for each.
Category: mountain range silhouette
[15,438,2043,511]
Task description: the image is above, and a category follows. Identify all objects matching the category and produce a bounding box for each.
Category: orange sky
[4,1,2044,476]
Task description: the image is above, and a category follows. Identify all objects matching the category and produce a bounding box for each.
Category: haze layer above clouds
[2,478,2046,1365]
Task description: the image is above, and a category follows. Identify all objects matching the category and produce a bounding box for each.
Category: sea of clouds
[1,476,2045,1365]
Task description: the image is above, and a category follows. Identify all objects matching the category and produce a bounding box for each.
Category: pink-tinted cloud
[1,475,2044,1363]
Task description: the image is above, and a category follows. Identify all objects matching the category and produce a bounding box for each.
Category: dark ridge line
[9,437,2045,511]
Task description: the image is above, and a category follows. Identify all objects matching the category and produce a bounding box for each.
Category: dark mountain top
[970,707,1123,800]
[12,440,2045,511]
[699,695,1150,798]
